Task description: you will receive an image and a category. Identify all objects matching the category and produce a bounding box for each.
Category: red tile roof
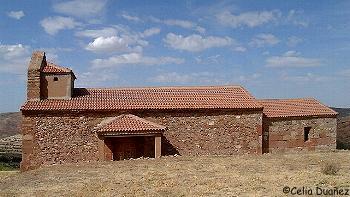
[96,114,165,135]
[258,98,338,118]
[42,62,72,73]
[21,86,263,111]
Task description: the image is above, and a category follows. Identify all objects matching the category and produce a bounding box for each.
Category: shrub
[321,161,340,175]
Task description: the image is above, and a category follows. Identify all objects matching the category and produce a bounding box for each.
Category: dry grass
[0,151,350,196]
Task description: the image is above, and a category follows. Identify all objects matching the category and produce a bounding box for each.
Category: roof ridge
[44,62,72,73]
[258,98,316,101]
[259,98,338,118]
[97,114,166,133]
[77,85,243,91]
[124,114,166,129]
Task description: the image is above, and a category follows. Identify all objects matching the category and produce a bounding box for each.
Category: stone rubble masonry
[263,116,337,153]
[20,109,262,171]
[0,134,22,154]
[27,51,46,101]
[337,116,350,149]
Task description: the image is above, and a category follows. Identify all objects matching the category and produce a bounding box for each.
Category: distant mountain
[331,108,350,118]
[0,112,21,139]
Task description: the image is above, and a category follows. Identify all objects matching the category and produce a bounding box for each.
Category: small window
[53,77,58,81]
[304,127,311,142]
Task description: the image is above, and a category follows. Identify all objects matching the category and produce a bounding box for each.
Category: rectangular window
[304,127,311,142]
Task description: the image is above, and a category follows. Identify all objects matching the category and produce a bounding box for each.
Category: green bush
[336,141,350,150]
[0,153,21,171]
[0,162,18,171]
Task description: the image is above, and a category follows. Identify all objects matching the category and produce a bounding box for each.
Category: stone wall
[337,116,350,149]
[21,109,262,171]
[21,114,102,171]
[143,110,263,156]
[41,74,73,99]
[263,116,337,153]
[27,51,45,101]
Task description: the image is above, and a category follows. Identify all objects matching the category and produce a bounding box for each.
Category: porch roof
[96,114,166,135]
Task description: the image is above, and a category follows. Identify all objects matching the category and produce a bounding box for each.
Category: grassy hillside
[332,107,350,118]
[0,112,21,139]
[0,151,349,196]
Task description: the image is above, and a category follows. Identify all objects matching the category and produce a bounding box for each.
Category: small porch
[96,114,165,161]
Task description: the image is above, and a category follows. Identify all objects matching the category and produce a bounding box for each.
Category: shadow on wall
[73,88,91,97]
[161,136,180,156]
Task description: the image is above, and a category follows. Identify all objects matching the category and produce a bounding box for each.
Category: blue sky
[0,0,350,112]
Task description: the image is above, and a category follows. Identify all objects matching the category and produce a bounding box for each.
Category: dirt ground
[0,151,350,196]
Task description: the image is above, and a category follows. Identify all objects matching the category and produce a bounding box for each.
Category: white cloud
[37,47,73,62]
[339,69,350,77]
[140,27,161,37]
[238,73,261,82]
[195,55,222,64]
[164,33,232,52]
[76,70,117,87]
[85,35,146,53]
[266,51,322,68]
[287,36,303,47]
[150,72,219,84]
[40,16,81,35]
[216,10,281,28]
[287,10,309,27]
[249,33,280,47]
[234,46,247,52]
[0,44,30,74]
[151,17,205,34]
[121,13,141,22]
[75,27,117,38]
[53,0,107,18]
[281,73,331,82]
[7,11,25,20]
[78,26,156,53]
[91,53,184,69]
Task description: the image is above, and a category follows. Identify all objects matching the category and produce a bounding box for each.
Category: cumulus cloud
[287,36,303,47]
[140,27,161,37]
[7,11,25,20]
[91,53,184,69]
[151,17,205,34]
[265,51,322,68]
[249,33,280,47]
[53,0,107,18]
[75,27,117,38]
[0,44,30,74]
[164,33,232,52]
[78,26,157,53]
[216,10,281,28]
[40,16,81,35]
[85,35,146,53]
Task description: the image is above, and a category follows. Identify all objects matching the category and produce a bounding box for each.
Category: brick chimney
[27,51,46,101]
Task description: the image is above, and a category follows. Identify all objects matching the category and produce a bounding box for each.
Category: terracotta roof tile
[96,114,165,135]
[258,98,338,118]
[42,62,72,73]
[21,86,263,111]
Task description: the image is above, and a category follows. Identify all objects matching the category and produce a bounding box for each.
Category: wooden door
[113,138,137,160]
